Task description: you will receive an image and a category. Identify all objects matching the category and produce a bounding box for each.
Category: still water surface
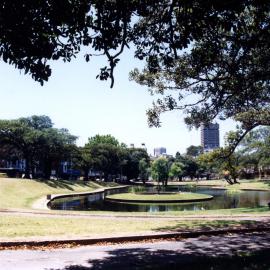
[49,186,270,212]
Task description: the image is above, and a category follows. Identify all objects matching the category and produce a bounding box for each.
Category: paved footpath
[1,232,270,270]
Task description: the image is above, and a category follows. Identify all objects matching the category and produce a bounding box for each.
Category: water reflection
[49,186,270,212]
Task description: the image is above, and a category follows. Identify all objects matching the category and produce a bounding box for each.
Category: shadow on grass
[91,181,120,188]
[262,180,270,188]
[233,206,270,213]
[152,220,270,233]
[32,179,97,191]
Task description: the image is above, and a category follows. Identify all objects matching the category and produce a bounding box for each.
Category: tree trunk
[24,157,31,179]
[84,168,89,181]
[224,175,234,185]
[164,178,168,187]
[30,161,36,179]
[44,160,52,180]
[232,176,239,184]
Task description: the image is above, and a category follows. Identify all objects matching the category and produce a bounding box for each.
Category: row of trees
[152,127,270,187]
[0,115,213,183]
[184,127,270,185]
[0,115,150,181]
[1,115,269,183]
[150,150,207,187]
[0,115,203,183]
[78,134,149,181]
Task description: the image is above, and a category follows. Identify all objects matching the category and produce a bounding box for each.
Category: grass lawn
[106,192,213,202]
[62,206,269,217]
[0,177,269,217]
[166,179,270,191]
[225,181,270,191]
[0,178,117,209]
[0,178,269,240]
[0,215,258,239]
[149,206,270,216]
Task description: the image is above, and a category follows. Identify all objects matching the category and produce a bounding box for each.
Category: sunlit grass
[0,215,255,239]
[0,178,117,209]
[166,179,270,191]
[0,178,269,217]
[106,192,212,202]
[64,206,269,217]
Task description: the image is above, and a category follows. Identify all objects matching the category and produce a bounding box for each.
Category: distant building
[154,147,167,157]
[201,123,220,152]
[141,143,147,151]
[129,143,147,152]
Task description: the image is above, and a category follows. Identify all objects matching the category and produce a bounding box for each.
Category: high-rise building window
[154,147,166,157]
[201,123,220,152]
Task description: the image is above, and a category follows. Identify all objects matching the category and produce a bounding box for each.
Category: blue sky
[0,50,235,156]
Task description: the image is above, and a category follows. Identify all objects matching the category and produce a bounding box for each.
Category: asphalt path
[1,232,270,270]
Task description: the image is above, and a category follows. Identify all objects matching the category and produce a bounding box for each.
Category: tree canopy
[2,1,269,88]
[168,161,184,181]
[151,157,169,187]
[78,135,150,181]
[0,121,151,181]
[0,115,77,178]
[1,1,270,149]
[0,0,91,85]
[122,148,150,181]
[186,145,203,158]
[238,127,270,179]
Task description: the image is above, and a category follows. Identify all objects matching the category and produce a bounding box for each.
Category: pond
[48,186,270,212]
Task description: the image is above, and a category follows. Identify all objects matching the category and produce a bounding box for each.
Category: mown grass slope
[0,178,112,209]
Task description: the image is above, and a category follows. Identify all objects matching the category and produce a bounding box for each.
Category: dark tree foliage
[1,1,269,151]
[2,1,268,89]
[0,0,91,84]
[81,135,122,181]
[36,128,77,179]
[131,5,270,121]
[186,145,203,158]
[19,115,53,130]
[129,1,270,153]
[0,115,77,179]
[79,136,150,181]
[77,146,94,181]
[174,152,200,180]
[122,148,150,180]
[238,127,270,179]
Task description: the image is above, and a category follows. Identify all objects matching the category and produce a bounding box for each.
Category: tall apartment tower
[154,147,166,157]
[201,123,220,152]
